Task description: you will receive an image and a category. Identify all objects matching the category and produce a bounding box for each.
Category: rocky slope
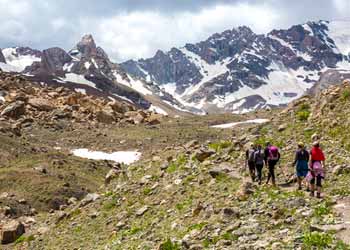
[2,79,348,249]
[0,36,190,116]
[122,20,350,113]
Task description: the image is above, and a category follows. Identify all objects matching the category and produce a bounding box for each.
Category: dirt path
[334,197,350,244]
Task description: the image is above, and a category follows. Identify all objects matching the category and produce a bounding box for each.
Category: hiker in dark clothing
[292,142,309,190]
[245,143,256,182]
[254,144,265,185]
[264,142,280,186]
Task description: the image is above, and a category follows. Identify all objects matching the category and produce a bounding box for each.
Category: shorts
[310,175,323,187]
[296,160,308,177]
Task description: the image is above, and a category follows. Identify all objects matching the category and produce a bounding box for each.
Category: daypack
[268,146,279,161]
[296,149,309,162]
[247,149,255,163]
[254,150,264,165]
[311,147,325,161]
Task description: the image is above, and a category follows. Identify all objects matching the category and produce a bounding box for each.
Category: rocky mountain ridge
[122,20,350,113]
[0,35,190,116]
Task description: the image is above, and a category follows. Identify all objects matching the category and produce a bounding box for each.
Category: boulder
[105,169,120,185]
[28,98,55,111]
[136,206,149,216]
[278,124,287,132]
[194,148,215,162]
[95,110,115,124]
[209,163,235,178]
[80,193,100,207]
[236,181,255,200]
[1,101,25,119]
[1,220,25,244]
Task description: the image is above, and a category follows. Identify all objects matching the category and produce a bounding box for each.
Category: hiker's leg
[266,163,272,184]
[310,178,315,196]
[271,163,276,186]
[316,176,322,198]
[297,177,302,189]
[248,162,255,181]
[256,164,263,184]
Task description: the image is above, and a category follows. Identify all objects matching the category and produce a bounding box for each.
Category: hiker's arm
[292,152,297,166]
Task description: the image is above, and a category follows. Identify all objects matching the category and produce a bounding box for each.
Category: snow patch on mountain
[0,62,21,73]
[2,48,41,72]
[60,73,96,88]
[149,105,168,115]
[114,72,152,95]
[179,47,231,96]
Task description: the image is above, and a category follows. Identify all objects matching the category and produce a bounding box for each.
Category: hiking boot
[310,191,315,197]
[317,192,321,199]
[298,186,302,191]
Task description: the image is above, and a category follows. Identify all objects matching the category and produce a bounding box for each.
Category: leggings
[267,160,278,184]
[255,164,264,183]
[248,161,256,181]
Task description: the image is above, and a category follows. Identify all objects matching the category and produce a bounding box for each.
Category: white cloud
[0,0,348,62]
[83,3,278,62]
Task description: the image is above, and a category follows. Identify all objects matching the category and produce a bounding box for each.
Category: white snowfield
[2,48,41,72]
[149,104,168,115]
[71,149,141,165]
[114,72,152,95]
[211,118,270,129]
[60,73,97,88]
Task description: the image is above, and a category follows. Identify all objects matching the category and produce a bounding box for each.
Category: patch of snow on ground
[149,105,168,115]
[71,149,141,165]
[327,20,350,56]
[61,73,96,88]
[2,48,41,72]
[75,88,86,95]
[211,119,270,129]
[0,96,5,103]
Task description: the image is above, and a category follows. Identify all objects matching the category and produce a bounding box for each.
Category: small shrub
[167,154,187,174]
[313,202,331,218]
[15,235,35,244]
[102,199,118,211]
[342,89,350,100]
[159,239,180,250]
[209,141,232,152]
[302,232,333,248]
[143,187,152,195]
[296,103,311,121]
[188,222,207,232]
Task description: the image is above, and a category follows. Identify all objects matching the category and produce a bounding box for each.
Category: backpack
[247,149,255,163]
[254,150,264,165]
[268,146,279,161]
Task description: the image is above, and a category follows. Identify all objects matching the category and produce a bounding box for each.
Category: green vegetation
[296,103,311,121]
[15,235,35,244]
[209,140,232,152]
[342,89,350,100]
[313,202,332,218]
[302,232,333,249]
[167,154,187,173]
[159,239,180,250]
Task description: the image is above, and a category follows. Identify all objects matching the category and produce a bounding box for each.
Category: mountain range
[1,20,350,114]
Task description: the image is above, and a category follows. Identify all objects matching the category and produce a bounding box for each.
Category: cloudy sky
[0,0,349,62]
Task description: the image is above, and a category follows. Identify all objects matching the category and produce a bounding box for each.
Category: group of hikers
[245,140,326,198]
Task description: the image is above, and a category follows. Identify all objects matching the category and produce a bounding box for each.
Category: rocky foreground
[0,76,350,249]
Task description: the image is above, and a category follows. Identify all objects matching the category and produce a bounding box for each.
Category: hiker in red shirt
[307,141,326,198]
